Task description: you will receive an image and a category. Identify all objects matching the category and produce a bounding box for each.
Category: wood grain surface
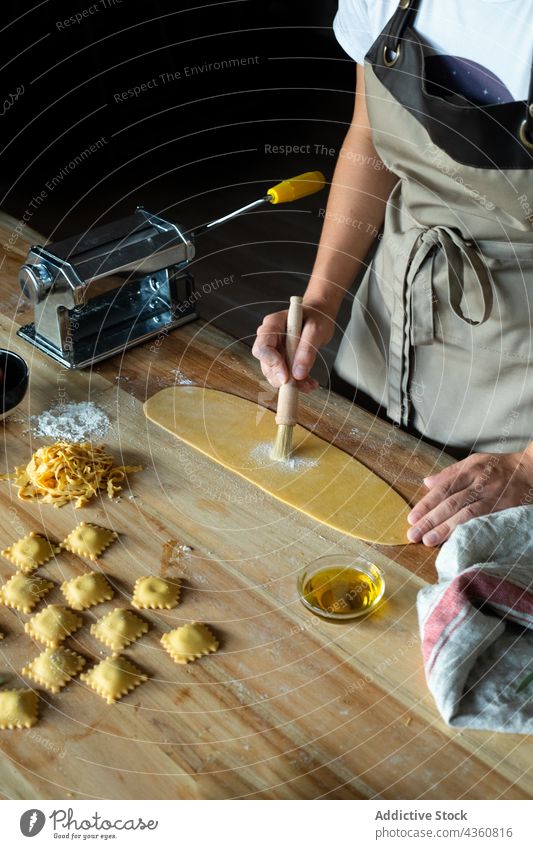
[0,221,531,800]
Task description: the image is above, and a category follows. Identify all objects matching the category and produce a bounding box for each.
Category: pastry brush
[271,295,304,461]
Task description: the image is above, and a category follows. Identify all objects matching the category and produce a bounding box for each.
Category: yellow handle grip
[267,170,326,204]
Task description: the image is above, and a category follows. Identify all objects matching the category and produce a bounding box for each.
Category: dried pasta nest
[0,441,142,508]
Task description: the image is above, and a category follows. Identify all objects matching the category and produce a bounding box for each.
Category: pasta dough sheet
[144,387,410,546]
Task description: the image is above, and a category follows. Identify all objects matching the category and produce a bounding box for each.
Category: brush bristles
[271,424,294,461]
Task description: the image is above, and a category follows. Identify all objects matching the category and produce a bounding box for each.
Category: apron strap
[520,51,533,149]
[437,229,494,328]
[382,3,533,153]
[387,226,494,426]
[383,0,421,66]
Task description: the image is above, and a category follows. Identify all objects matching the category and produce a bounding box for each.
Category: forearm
[304,66,398,319]
[305,127,398,317]
[253,69,399,390]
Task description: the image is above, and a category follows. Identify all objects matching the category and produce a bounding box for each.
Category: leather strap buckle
[383,44,401,67]
[519,119,533,150]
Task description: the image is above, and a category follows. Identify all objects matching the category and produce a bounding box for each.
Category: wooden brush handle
[275,296,303,426]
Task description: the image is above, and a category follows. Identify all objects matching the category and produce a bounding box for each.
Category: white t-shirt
[333,0,533,104]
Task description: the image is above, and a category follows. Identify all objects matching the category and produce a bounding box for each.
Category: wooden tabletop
[0,215,531,800]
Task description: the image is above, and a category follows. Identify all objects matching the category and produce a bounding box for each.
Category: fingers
[411,499,486,546]
[408,473,476,526]
[407,455,486,546]
[252,313,288,388]
[257,355,287,389]
[253,307,326,390]
[294,376,319,394]
[292,320,321,380]
[258,361,318,392]
[408,460,479,526]
[407,487,483,544]
[252,325,284,370]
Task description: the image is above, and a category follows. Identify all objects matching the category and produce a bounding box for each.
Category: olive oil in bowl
[298,555,385,620]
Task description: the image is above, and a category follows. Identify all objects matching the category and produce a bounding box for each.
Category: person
[252,0,533,547]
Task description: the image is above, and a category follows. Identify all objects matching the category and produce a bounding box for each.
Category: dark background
[1,0,356,379]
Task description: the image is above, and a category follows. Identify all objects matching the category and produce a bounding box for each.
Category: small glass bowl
[297,554,385,621]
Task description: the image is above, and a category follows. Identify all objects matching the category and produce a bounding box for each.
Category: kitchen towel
[417,504,533,733]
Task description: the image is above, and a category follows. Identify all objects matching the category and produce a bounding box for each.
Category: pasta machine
[17,171,325,369]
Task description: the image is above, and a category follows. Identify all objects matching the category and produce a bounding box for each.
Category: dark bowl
[0,350,29,416]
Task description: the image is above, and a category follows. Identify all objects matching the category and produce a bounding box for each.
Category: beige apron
[335,0,533,454]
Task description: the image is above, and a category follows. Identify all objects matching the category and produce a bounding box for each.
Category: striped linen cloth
[417,505,533,733]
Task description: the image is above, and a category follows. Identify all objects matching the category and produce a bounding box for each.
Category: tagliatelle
[0,442,142,508]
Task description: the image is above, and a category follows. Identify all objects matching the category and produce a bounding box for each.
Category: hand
[252,301,335,393]
[407,447,533,546]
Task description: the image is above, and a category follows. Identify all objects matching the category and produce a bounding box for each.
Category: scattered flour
[171,368,194,385]
[31,401,111,442]
[250,441,318,472]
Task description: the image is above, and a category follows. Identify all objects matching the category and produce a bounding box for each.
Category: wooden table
[0,217,531,800]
